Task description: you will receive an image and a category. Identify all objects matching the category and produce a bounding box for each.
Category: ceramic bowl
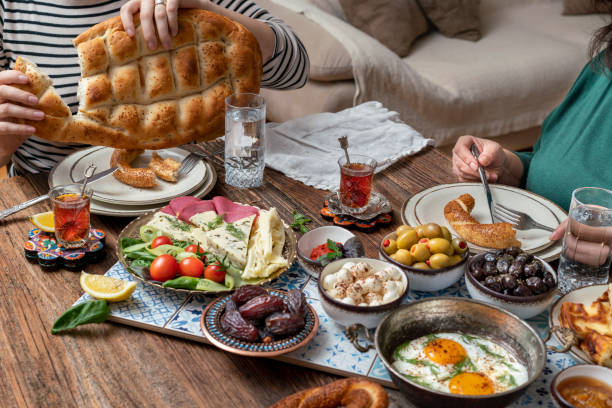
[375,297,545,408]
[465,253,557,319]
[551,364,612,407]
[378,231,468,292]
[318,258,409,329]
[297,226,360,278]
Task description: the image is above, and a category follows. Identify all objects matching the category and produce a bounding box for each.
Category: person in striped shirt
[0,0,309,175]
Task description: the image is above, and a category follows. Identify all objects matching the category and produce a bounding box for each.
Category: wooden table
[0,141,454,408]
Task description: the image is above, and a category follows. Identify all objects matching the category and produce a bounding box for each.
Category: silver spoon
[80,164,97,198]
[338,136,351,165]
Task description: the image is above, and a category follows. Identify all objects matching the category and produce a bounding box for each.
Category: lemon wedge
[80,272,137,302]
[30,211,55,232]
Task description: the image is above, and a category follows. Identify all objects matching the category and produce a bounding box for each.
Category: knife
[0,166,117,221]
[470,144,495,223]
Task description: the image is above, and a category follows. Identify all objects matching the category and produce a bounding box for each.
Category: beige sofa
[259,0,605,149]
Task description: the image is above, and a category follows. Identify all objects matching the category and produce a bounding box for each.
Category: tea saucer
[326,192,391,220]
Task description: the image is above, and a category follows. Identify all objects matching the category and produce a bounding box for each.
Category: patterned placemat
[74,261,575,407]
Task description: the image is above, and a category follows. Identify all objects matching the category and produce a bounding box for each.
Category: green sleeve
[514,151,533,188]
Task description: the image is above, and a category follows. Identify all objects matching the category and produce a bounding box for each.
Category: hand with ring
[120,0,203,50]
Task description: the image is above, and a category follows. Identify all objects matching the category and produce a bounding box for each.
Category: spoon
[80,164,97,198]
[338,136,351,165]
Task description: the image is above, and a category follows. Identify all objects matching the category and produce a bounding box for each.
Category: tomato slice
[151,236,173,249]
[179,257,204,278]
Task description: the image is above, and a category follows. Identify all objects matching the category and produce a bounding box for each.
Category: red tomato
[185,244,206,261]
[179,257,204,278]
[151,236,172,249]
[150,254,179,282]
[204,264,226,284]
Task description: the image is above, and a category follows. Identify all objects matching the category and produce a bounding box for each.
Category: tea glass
[49,184,92,248]
[224,93,266,188]
[558,187,612,294]
[338,154,377,213]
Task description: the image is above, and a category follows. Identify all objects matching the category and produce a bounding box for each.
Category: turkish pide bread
[13,9,262,149]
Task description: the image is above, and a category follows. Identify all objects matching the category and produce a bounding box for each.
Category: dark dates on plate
[221,300,259,342]
[231,285,268,305]
[265,312,305,336]
[239,295,285,320]
[285,290,307,318]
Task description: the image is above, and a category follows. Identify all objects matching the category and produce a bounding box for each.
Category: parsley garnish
[442,356,477,381]
[401,374,432,389]
[315,239,343,266]
[459,333,479,344]
[207,214,224,230]
[497,374,517,387]
[225,223,246,241]
[425,333,439,345]
[476,343,504,359]
[404,358,439,376]
[163,216,191,231]
[290,210,311,233]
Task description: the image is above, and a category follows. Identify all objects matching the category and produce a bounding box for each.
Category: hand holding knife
[470,144,495,223]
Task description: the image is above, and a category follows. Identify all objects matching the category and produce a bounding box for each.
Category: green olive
[440,226,452,242]
[396,225,413,237]
[427,238,451,254]
[429,253,451,269]
[397,230,418,250]
[382,238,398,255]
[423,223,442,239]
[444,245,455,256]
[414,225,426,238]
[451,238,469,254]
[410,243,430,262]
[394,249,413,266]
[411,262,431,270]
[449,254,463,266]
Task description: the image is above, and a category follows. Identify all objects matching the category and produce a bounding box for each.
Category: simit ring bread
[444,193,521,249]
[13,9,262,149]
[271,378,389,408]
[110,149,157,188]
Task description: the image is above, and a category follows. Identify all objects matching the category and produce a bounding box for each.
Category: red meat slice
[168,196,202,220]
[160,205,174,215]
[212,196,259,223]
[179,200,215,223]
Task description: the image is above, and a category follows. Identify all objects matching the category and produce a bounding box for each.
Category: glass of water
[558,187,612,294]
[224,93,266,188]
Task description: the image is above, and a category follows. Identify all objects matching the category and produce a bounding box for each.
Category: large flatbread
[14,9,262,149]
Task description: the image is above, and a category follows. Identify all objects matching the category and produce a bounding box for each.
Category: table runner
[74,261,574,407]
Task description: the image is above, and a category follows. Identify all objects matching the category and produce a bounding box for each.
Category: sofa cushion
[257,0,353,81]
[418,0,482,41]
[309,0,347,20]
[338,0,429,57]
[562,0,608,15]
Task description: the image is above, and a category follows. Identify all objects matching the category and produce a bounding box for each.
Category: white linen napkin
[265,101,435,190]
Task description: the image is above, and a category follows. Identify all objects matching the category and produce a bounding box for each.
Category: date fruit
[239,295,285,320]
[265,312,305,336]
[231,285,268,305]
[285,290,306,318]
[221,300,259,342]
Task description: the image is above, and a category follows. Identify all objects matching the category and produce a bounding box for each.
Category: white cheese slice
[205,214,256,269]
[147,212,209,248]
[189,211,221,232]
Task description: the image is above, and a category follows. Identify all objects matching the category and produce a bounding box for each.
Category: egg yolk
[424,339,467,365]
[449,372,495,395]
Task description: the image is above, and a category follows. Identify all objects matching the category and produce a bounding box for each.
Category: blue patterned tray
[74,261,575,407]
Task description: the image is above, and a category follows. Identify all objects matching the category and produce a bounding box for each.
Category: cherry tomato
[150,254,179,282]
[204,264,226,284]
[179,257,204,278]
[185,244,206,261]
[151,236,172,249]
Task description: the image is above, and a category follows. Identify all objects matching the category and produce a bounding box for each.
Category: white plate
[86,160,216,217]
[549,283,609,365]
[402,183,567,258]
[49,146,207,205]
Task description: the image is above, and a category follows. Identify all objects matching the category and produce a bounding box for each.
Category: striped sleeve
[215,0,309,90]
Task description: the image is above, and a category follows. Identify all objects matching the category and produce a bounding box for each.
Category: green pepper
[195,279,230,291]
[146,244,185,257]
[123,242,149,253]
[162,276,200,290]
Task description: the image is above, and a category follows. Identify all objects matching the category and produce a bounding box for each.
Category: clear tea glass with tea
[338,154,377,210]
[50,184,92,248]
[558,187,612,294]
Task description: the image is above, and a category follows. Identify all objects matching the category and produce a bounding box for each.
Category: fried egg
[391,333,528,395]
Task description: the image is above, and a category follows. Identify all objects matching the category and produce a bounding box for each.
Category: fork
[493,203,555,232]
[177,153,201,178]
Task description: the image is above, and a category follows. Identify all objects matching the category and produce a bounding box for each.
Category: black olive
[501,274,518,290]
[484,252,497,263]
[513,284,533,297]
[496,258,510,274]
[543,272,556,289]
[508,262,523,277]
[484,262,498,276]
[471,265,485,281]
[526,276,547,294]
[514,254,528,265]
[522,263,537,278]
[495,249,507,258]
[507,246,521,257]
[342,237,365,258]
[484,276,502,293]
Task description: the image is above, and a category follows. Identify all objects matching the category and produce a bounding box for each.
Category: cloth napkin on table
[265,101,435,191]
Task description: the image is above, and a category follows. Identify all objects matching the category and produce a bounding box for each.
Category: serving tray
[72,261,578,407]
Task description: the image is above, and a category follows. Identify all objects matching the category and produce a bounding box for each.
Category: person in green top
[452,0,612,244]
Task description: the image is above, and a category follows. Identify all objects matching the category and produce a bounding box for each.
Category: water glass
[558,187,612,294]
[338,154,377,212]
[50,184,92,248]
[224,93,266,188]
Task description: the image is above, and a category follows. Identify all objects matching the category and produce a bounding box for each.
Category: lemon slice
[80,272,137,302]
[30,211,55,232]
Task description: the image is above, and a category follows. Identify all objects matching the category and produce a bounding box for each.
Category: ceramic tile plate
[49,146,208,205]
[402,183,567,259]
[549,283,607,365]
[200,289,318,357]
